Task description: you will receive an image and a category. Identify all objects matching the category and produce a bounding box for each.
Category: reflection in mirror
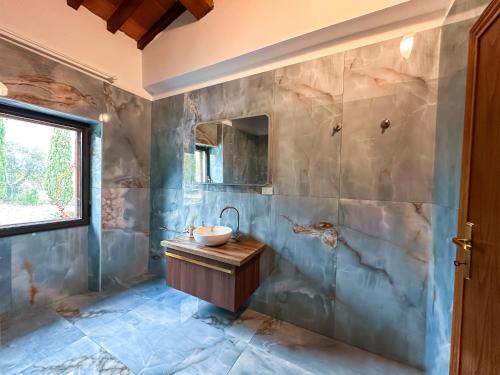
[192,115,269,186]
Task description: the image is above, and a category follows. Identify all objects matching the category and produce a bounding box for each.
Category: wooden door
[450,1,500,374]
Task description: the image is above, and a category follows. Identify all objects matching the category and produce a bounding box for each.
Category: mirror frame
[193,113,272,187]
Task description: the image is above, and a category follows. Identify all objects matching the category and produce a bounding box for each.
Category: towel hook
[380,119,391,133]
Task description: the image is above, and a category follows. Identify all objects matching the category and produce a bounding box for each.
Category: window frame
[195,145,212,183]
[0,103,91,237]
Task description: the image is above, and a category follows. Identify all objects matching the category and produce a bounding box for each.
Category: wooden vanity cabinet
[161,236,265,312]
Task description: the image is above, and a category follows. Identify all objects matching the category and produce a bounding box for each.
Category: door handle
[452,237,471,249]
[452,222,474,280]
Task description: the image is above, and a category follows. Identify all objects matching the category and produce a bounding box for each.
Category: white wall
[0,0,149,99]
[143,0,451,98]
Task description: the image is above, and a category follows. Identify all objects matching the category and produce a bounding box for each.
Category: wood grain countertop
[161,235,265,266]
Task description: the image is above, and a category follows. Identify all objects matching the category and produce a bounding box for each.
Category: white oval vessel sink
[193,226,232,246]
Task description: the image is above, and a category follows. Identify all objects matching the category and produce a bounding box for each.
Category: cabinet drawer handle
[164,251,234,275]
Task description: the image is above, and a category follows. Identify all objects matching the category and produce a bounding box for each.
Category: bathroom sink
[193,226,232,246]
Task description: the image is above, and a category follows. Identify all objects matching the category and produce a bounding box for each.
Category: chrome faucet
[219,206,240,239]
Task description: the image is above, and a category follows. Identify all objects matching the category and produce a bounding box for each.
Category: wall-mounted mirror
[193,114,269,186]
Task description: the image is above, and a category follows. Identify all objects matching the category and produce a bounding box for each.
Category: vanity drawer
[165,249,260,312]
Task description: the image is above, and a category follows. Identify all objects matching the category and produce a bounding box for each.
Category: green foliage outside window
[0,119,7,200]
[44,128,74,206]
[5,143,45,203]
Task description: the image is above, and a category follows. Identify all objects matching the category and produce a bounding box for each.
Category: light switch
[262,186,273,195]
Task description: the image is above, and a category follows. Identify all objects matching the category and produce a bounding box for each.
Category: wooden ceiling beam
[107,0,144,33]
[67,0,84,10]
[137,1,186,50]
[180,0,214,20]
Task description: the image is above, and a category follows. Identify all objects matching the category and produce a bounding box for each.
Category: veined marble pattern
[341,29,440,203]
[425,0,486,371]
[102,84,151,189]
[180,72,274,191]
[9,227,88,311]
[251,195,338,338]
[343,29,440,103]
[102,188,150,232]
[151,94,186,190]
[426,205,458,375]
[273,55,344,198]
[0,277,423,375]
[150,28,443,370]
[433,18,474,209]
[340,92,437,202]
[0,41,104,121]
[101,230,149,287]
[336,199,431,367]
[0,38,151,309]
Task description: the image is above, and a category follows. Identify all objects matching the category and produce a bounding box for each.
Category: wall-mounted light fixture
[0,81,8,96]
[400,34,414,59]
[99,113,110,123]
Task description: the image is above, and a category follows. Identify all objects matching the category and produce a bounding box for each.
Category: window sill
[0,218,90,237]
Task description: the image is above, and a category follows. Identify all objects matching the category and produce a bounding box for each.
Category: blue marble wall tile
[425,0,489,371]
[0,238,12,314]
[0,38,152,312]
[90,123,103,191]
[150,188,273,276]
[0,39,100,311]
[250,195,338,338]
[340,199,431,259]
[102,188,150,233]
[10,227,88,310]
[102,84,151,188]
[341,93,437,203]
[273,55,344,198]
[186,83,225,124]
[432,18,475,210]
[335,199,430,368]
[182,73,274,191]
[97,86,151,294]
[335,228,427,368]
[341,29,440,203]
[446,0,489,18]
[0,40,104,121]
[149,188,185,275]
[88,187,102,292]
[101,188,150,285]
[101,230,149,287]
[88,122,103,291]
[343,29,440,103]
[151,95,185,190]
[426,205,458,375]
[148,25,466,372]
[222,72,275,119]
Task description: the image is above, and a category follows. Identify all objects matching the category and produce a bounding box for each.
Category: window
[195,145,210,183]
[0,103,90,236]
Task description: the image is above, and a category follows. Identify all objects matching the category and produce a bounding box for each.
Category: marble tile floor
[0,277,423,375]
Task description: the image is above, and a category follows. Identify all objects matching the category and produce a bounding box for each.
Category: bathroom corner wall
[100,84,151,288]
[426,0,490,373]
[0,39,151,312]
[151,27,441,369]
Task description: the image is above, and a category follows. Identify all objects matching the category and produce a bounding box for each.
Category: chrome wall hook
[332,122,342,136]
[380,119,391,133]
